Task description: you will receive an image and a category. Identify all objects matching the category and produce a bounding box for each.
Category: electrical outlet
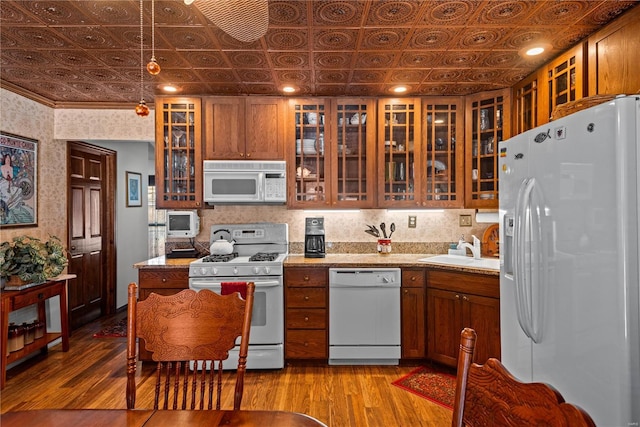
[408,215,417,228]
[459,214,472,227]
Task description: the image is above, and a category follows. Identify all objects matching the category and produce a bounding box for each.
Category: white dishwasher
[329,268,401,365]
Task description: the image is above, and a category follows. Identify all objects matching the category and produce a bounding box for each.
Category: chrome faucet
[457,235,482,260]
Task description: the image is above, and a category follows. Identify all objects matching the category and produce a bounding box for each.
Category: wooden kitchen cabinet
[287,99,329,208]
[284,267,328,360]
[377,98,422,207]
[204,96,286,160]
[155,97,203,209]
[464,89,510,208]
[545,45,583,121]
[137,267,190,360]
[422,98,465,207]
[332,99,377,208]
[401,268,426,359]
[426,269,500,368]
[288,98,376,209]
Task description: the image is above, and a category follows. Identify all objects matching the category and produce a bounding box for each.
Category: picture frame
[0,132,38,227]
[126,171,142,207]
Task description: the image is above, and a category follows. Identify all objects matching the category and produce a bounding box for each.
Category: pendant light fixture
[135,0,150,117]
[146,0,160,75]
[185,0,269,43]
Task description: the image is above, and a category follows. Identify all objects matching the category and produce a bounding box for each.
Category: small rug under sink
[391,365,456,409]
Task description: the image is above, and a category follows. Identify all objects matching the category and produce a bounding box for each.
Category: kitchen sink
[418,254,500,271]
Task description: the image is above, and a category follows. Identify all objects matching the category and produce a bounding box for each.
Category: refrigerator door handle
[514,177,535,340]
[528,180,547,343]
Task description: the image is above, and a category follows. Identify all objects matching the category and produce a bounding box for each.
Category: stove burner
[202,253,238,262]
[249,252,280,262]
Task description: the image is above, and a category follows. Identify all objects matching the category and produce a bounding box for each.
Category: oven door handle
[189,279,281,290]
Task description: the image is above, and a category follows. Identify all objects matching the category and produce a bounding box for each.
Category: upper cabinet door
[288,99,329,209]
[203,97,245,160]
[422,98,465,208]
[203,97,285,160]
[155,97,202,209]
[377,98,422,208]
[465,89,510,209]
[244,97,286,160]
[333,99,377,208]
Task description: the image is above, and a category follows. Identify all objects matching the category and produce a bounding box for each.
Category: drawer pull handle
[304,342,309,347]
[38,293,44,299]
[304,296,310,301]
[303,275,310,281]
[463,295,469,301]
[411,276,417,281]
[162,278,167,282]
[304,317,309,321]
[455,294,460,299]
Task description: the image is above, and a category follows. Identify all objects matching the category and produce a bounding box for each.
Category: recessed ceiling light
[391,85,408,93]
[161,84,179,93]
[519,43,552,58]
[281,85,297,94]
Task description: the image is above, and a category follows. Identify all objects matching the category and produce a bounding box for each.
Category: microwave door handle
[258,172,264,200]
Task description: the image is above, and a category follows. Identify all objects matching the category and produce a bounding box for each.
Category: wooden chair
[126,282,255,411]
[452,328,595,427]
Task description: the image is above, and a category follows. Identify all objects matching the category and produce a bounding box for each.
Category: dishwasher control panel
[329,268,401,287]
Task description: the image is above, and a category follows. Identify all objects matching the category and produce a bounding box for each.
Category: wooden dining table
[0,408,328,426]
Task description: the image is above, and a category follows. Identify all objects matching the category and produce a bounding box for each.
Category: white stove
[188,223,288,370]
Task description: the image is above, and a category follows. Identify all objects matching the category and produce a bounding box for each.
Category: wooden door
[67,145,113,330]
[244,97,285,159]
[203,97,245,159]
[426,288,462,367]
[462,294,501,364]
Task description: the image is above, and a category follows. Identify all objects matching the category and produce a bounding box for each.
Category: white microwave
[203,160,287,205]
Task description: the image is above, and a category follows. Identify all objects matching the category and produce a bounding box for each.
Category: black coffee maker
[304,217,326,258]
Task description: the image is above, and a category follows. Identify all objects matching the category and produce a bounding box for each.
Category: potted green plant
[0,235,68,287]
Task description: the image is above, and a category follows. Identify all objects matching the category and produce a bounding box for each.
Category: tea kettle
[210,229,235,255]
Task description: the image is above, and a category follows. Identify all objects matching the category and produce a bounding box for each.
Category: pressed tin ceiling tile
[0,0,637,106]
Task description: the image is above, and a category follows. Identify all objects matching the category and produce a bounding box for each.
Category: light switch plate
[459,214,472,227]
[408,215,417,228]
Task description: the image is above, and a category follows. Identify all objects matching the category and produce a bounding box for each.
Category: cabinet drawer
[10,282,64,308]
[286,288,326,308]
[427,269,499,298]
[138,269,189,289]
[285,268,327,287]
[286,330,327,359]
[402,268,425,288]
[287,308,326,328]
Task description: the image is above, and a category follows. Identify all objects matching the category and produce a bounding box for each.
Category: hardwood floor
[1,313,452,426]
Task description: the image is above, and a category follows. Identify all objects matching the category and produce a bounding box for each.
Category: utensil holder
[377,239,392,254]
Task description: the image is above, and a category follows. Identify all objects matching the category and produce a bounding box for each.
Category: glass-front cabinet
[377,98,421,208]
[334,99,376,207]
[423,98,464,207]
[155,97,202,209]
[289,99,328,208]
[465,89,510,208]
[546,45,583,120]
[288,99,375,208]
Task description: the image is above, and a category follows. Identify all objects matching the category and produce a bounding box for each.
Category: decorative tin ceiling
[1,0,638,107]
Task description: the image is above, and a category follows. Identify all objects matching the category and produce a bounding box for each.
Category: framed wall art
[126,171,142,207]
[0,132,38,227]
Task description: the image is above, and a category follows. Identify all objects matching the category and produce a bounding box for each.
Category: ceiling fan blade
[194,0,269,43]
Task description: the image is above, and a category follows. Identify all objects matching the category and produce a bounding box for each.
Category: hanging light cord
[151,0,156,61]
[139,0,144,101]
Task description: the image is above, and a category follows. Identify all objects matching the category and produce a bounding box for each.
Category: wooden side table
[0,274,74,389]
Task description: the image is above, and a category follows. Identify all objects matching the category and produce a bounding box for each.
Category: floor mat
[93,317,127,338]
[391,365,456,409]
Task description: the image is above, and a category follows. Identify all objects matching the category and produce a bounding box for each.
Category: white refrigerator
[499,95,639,427]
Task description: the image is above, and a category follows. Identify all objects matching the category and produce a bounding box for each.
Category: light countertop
[134,254,499,276]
